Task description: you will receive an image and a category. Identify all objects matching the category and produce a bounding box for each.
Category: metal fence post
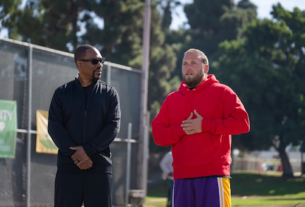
[125,123,132,205]
[142,112,150,200]
[26,44,33,207]
[107,64,112,85]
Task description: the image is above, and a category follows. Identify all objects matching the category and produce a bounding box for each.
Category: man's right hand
[76,157,93,170]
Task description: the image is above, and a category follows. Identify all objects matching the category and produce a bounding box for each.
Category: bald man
[48,45,121,207]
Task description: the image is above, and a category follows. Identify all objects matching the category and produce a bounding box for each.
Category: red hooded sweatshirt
[151,75,250,179]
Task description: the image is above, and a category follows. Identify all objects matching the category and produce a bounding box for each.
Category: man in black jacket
[48,45,121,207]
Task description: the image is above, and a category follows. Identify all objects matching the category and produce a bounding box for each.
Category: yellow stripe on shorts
[217,178,231,207]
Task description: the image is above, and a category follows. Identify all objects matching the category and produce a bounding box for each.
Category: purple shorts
[173,177,231,207]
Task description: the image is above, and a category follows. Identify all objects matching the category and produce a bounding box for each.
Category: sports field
[145,172,305,207]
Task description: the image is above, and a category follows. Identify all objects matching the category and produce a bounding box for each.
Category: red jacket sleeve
[151,98,186,146]
[201,87,250,135]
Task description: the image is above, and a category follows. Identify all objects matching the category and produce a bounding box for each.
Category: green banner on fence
[0,100,17,158]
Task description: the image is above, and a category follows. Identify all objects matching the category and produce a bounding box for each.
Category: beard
[92,68,102,81]
[183,70,204,88]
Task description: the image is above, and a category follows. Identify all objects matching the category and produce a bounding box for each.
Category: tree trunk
[301,152,305,175]
[278,147,294,178]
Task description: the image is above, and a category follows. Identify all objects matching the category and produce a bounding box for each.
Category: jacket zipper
[84,111,86,145]
[83,84,93,144]
[77,78,95,145]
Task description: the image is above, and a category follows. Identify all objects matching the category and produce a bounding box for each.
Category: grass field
[145,172,305,207]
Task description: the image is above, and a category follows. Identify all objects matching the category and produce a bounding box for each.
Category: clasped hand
[181,110,203,135]
[70,146,93,170]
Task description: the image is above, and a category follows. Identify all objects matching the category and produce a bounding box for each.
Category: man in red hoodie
[151,49,250,207]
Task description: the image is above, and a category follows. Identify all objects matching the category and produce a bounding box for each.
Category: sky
[170,0,305,30]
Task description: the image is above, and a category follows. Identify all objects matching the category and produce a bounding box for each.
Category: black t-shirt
[83,83,94,109]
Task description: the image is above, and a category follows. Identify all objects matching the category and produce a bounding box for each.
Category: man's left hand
[181,110,203,135]
[77,157,93,170]
[70,146,88,163]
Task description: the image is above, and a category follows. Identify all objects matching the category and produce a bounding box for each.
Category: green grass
[146,197,167,206]
[145,172,305,207]
[232,197,305,206]
[231,172,305,197]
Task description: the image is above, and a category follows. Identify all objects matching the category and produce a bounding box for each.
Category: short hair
[74,45,96,63]
[184,49,209,65]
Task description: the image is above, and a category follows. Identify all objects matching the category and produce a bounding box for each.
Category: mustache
[93,68,102,73]
[92,68,102,81]
[184,69,193,74]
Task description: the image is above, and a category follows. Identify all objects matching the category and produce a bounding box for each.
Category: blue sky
[170,0,305,30]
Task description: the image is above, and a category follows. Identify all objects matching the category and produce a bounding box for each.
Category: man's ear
[76,60,82,69]
[204,64,209,73]
[203,64,209,74]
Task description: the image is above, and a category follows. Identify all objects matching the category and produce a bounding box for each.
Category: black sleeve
[48,88,76,156]
[83,87,121,157]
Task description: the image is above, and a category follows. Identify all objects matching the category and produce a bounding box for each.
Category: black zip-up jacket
[48,76,121,173]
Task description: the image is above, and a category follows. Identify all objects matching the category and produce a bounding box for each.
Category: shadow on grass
[147,181,168,198]
[266,197,305,201]
[231,172,305,197]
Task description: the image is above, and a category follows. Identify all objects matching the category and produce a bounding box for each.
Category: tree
[220,0,257,40]
[81,0,144,67]
[148,1,184,152]
[0,0,21,20]
[2,0,90,51]
[183,0,257,71]
[0,0,21,39]
[214,4,305,178]
[2,0,144,55]
[155,0,181,31]
[184,0,234,63]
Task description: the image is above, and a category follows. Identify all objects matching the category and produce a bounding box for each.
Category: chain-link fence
[231,157,302,173]
[0,38,144,207]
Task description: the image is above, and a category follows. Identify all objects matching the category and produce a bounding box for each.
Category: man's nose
[97,61,103,67]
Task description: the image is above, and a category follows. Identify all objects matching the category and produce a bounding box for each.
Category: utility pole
[138,0,151,205]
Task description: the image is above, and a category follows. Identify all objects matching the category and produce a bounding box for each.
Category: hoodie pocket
[173,132,216,167]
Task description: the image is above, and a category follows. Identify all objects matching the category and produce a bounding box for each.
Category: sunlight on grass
[146,172,305,207]
[145,197,167,206]
[232,196,305,206]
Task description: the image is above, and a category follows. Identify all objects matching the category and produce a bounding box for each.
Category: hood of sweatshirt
[179,74,219,95]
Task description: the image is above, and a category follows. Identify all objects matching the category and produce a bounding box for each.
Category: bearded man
[152,49,250,207]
